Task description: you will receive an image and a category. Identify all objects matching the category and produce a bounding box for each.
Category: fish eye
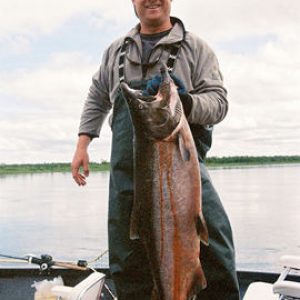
[133,101,144,111]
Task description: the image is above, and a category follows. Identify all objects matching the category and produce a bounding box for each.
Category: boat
[0,267,270,299]
[0,255,300,299]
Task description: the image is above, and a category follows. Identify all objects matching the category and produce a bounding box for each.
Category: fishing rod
[0,250,117,300]
[0,253,88,271]
[0,248,109,271]
[0,251,117,299]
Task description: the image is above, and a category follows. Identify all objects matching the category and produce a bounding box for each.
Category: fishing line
[104,283,117,300]
[87,249,109,265]
[0,253,28,261]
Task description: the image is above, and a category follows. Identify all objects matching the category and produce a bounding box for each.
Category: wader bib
[108,39,240,300]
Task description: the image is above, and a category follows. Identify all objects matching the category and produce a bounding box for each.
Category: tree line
[0,156,299,174]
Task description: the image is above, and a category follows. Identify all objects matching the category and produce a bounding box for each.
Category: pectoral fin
[189,264,207,298]
[197,214,209,246]
[178,134,190,161]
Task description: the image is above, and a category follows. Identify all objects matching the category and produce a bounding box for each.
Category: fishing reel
[26,254,88,273]
[27,254,54,273]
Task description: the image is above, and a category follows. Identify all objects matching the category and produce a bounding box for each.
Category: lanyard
[118,38,182,84]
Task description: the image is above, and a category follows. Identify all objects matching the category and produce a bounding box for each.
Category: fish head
[120,65,183,140]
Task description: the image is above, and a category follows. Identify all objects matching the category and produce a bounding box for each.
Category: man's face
[132,0,172,29]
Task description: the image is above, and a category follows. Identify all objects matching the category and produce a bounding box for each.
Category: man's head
[131,0,173,34]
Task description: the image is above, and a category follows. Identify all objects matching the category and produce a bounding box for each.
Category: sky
[0,0,299,164]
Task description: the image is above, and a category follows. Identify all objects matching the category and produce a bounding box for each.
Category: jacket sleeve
[187,39,228,126]
[78,48,112,138]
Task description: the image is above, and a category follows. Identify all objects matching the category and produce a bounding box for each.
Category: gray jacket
[79,17,228,138]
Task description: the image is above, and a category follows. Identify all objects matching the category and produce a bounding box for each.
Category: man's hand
[143,74,192,117]
[71,135,91,186]
[143,74,187,96]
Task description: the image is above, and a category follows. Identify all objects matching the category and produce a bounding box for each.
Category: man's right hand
[71,135,91,186]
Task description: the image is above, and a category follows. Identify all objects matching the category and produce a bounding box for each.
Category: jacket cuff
[179,93,193,117]
[78,132,98,140]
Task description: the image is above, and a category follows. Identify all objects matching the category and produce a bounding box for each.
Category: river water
[0,164,299,272]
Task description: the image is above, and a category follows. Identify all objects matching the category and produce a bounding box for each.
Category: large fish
[121,66,209,300]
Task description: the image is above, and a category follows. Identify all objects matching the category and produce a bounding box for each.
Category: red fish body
[121,66,208,300]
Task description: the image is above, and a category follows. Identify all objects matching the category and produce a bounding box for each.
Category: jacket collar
[125,16,185,45]
[124,17,185,65]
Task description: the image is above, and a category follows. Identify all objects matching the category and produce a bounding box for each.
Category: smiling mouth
[145,4,161,9]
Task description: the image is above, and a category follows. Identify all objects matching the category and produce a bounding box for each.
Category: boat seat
[51,271,105,300]
[243,255,300,300]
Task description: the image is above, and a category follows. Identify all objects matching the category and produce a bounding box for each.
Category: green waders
[108,85,240,300]
[109,82,153,299]
[191,125,241,300]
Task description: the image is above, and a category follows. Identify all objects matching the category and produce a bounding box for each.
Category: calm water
[0,165,299,272]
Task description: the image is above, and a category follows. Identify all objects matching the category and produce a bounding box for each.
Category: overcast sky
[0,0,299,164]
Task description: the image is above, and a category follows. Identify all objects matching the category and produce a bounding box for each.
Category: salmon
[120,65,209,300]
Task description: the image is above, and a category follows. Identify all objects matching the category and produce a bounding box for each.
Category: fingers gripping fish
[121,65,209,300]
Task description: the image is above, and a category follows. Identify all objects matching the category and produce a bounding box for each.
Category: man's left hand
[143,74,192,117]
[143,74,186,96]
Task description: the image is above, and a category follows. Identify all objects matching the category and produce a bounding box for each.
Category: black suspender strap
[166,41,182,73]
[118,38,130,83]
[118,38,182,84]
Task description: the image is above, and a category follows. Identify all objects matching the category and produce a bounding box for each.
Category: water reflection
[210,165,300,271]
[0,172,109,267]
[0,165,300,271]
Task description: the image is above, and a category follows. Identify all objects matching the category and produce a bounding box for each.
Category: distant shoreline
[1,156,299,175]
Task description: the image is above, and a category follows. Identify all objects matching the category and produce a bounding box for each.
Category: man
[71,0,240,299]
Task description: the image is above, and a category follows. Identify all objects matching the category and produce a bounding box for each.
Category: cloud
[0,51,112,164]
[173,0,300,157]
[209,31,300,156]
[172,0,300,42]
[0,0,135,38]
[0,1,299,163]
[0,52,95,110]
[2,0,299,42]
[0,116,111,164]
[0,35,32,56]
